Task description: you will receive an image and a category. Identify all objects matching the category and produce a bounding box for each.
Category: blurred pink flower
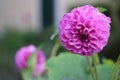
[15,45,46,75]
[59,5,111,56]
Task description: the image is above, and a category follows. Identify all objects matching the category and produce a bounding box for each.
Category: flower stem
[86,56,96,80]
[93,54,100,65]
[92,54,99,80]
[50,41,60,57]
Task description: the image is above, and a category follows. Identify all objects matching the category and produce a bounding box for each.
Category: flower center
[79,33,88,42]
[73,23,89,43]
[75,28,89,43]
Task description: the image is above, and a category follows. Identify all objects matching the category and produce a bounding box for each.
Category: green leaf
[46,52,91,80]
[27,53,37,70]
[50,27,59,40]
[102,58,114,65]
[50,32,58,40]
[96,64,114,80]
[22,54,38,80]
[110,54,120,80]
[46,52,115,80]
[97,7,107,13]
[22,68,32,80]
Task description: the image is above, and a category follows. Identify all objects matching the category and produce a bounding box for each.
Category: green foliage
[97,7,107,13]
[110,55,120,80]
[22,68,32,80]
[50,27,59,40]
[96,64,114,80]
[22,53,38,80]
[46,52,91,80]
[46,52,116,80]
[102,58,114,65]
[28,53,37,70]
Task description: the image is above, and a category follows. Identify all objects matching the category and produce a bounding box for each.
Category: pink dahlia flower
[59,5,111,56]
[15,45,46,75]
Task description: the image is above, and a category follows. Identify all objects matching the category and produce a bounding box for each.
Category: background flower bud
[15,45,46,76]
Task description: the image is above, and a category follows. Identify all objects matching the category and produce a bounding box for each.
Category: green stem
[92,54,99,80]
[93,54,100,65]
[50,42,60,57]
[86,56,96,80]
[110,54,120,80]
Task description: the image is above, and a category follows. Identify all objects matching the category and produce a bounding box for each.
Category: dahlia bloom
[59,5,111,56]
[15,45,46,75]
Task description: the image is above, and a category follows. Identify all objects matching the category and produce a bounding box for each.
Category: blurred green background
[0,0,120,80]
